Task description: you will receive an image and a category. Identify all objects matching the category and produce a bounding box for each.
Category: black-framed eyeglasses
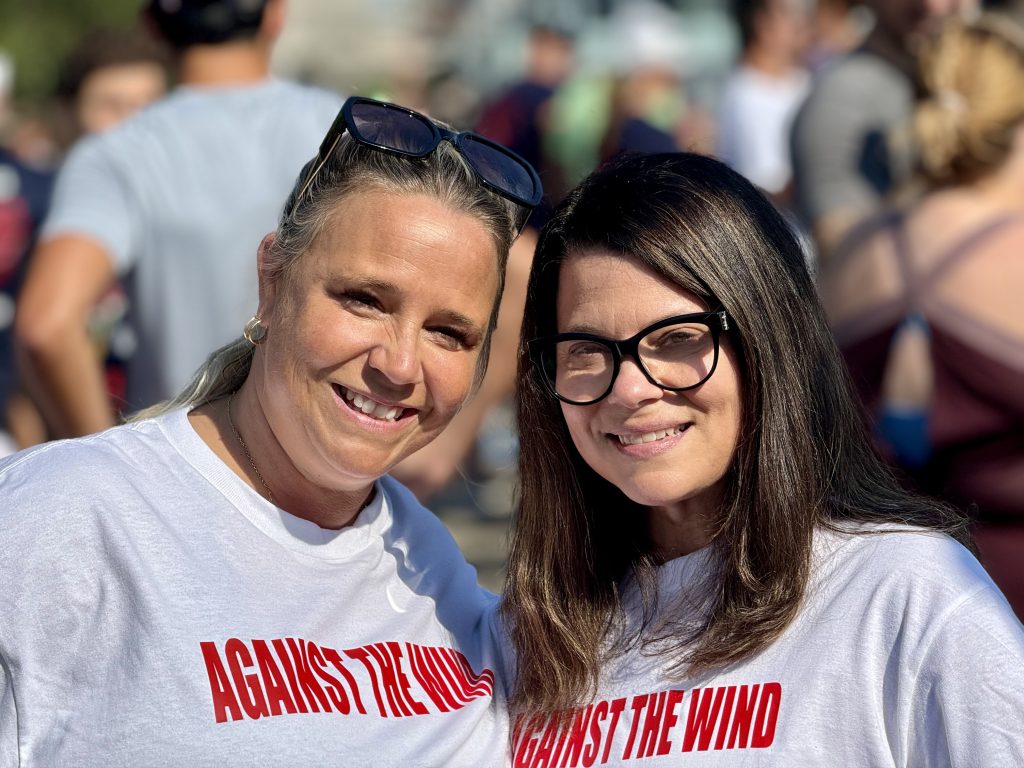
[528,311,731,406]
[295,96,544,210]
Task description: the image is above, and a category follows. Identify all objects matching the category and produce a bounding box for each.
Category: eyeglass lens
[547,320,717,404]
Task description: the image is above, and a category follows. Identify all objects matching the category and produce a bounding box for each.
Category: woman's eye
[652,327,705,348]
[567,341,607,358]
[339,290,381,310]
[430,326,472,350]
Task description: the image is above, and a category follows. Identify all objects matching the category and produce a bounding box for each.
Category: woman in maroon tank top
[820,13,1024,618]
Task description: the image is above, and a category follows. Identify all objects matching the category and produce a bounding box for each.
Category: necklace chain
[227,392,275,504]
[225,392,379,517]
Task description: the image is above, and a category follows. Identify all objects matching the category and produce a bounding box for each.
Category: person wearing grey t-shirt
[15,0,341,437]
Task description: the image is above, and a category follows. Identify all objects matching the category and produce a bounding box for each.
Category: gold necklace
[227,392,275,504]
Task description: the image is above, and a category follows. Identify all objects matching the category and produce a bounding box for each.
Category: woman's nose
[604,357,663,409]
[366,326,423,388]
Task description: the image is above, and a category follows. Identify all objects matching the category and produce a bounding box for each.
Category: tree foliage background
[0,0,143,105]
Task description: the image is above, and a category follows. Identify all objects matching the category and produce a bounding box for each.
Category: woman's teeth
[342,387,403,422]
[617,426,683,445]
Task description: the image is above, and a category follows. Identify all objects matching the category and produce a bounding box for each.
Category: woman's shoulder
[379,475,498,592]
[378,475,500,644]
[809,524,1023,669]
[808,50,912,103]
[812,523,1009,617]
[0,418,178,576]
[817,522,977,571]
[820,210,905,333]
[1,421,157,481]
[0,415,178,519]
[380,475,458,538]
[821,527,1024,684]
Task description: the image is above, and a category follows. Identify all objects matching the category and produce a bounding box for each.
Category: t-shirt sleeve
[39,134,139,275]
[909,586,1024,765]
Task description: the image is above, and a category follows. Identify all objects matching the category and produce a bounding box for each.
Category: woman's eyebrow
[346,276,398,294]
[560,322,609,335]
[343,276,484,333]
[434,308,484,335]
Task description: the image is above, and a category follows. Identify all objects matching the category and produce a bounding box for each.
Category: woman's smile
[608,422,691,454]
[333,383,414,424]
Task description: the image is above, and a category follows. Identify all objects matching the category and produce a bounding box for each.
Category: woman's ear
[256,232,281,324]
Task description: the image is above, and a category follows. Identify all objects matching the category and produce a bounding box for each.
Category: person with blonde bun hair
[821,12,1024,619]
[914,12,1024,183]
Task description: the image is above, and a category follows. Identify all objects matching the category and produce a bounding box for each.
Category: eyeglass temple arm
[295,122,345,205]
[320,110,349,157]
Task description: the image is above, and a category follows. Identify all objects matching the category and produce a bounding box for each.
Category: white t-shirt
[41,80,341,411]
[716,65,810,195]
[510,527,1024,767]
[0,409,509,767]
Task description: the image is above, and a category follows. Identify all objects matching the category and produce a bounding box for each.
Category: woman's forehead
[558,248,701,299]
[555,249,707,332]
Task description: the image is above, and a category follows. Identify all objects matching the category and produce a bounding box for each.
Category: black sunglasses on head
[296,96,544,211]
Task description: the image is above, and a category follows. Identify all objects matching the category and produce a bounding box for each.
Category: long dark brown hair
[503,152,972,713]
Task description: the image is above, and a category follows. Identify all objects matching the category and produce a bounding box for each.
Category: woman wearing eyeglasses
[504,152,1024,766]
[0,97,539,765]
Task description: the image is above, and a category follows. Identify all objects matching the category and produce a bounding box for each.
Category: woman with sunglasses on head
[504,152,1024,767]
[0,97,539,766]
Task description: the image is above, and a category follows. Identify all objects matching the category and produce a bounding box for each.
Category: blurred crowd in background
[0,0,1022,609]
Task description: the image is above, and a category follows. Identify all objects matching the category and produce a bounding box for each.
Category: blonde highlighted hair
[914,13,1024,185]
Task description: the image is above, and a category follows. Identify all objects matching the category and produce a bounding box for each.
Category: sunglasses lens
[349,101,436,155]
[460,135,540,205]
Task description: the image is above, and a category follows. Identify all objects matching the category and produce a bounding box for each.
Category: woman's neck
[646,499,717,563]
[969,154,1024,207]
[189,393,376,530]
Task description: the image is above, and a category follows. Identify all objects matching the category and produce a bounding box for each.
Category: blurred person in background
[0,95,537,764]
[0,26,173,455]
[0,55,54,457]
[14,0,340,440]
[821,13,1024,618]
[473,22,575,227]
[790,0,977,265]
[804,0,867,71]
[53,27,173,431]
[717,0,812,209]
[540,0,705,193]
[53,26,171,146]
[595,2,696,163]
[390,24,573,503]
[597,64,684,161]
